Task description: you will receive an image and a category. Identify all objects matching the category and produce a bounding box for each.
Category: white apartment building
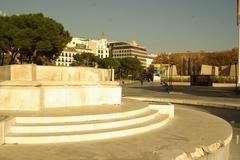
[55,47,78,66]
[56,34,109,66]
[90,36,109,58]
[67,37,91,51]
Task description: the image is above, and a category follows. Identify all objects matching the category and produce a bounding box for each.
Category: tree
[72,53,99,67]
[153,52,172,64]
[153,49,238,75]
[117,57,143,79]
[146,65,154,81]
[98,57,120,70]
[0,13,71,65]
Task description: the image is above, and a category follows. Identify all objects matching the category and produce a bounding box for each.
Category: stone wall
[200,65,219,76]
[200,65,212,75]
[229,64,238,77]
[44,85,121,108]
[0,81,41,110]
[0,65,10,80]
[160,64,178,76]
[0,81,121,111]
[0,65,120,111]
[0,65,113,81]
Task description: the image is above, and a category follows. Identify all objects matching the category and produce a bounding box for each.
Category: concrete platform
[0,107,232,160]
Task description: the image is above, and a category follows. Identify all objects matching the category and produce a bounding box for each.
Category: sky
[0,0,238,53]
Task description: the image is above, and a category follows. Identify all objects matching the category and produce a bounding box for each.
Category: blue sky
[0,0,238,53]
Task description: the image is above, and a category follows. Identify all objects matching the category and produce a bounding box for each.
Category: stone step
[9,110,159,133]
[8,114,166,136]
[13,109,157,126]
[5,114,169,144]
[13,107,150,124]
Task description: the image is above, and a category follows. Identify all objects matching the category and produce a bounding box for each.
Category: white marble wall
[0,81,121,111]
[0,65,113,81]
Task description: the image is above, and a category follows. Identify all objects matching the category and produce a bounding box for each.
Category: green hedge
[213,76,236,83]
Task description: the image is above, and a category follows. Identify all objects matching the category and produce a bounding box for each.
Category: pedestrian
[140,79,143,86]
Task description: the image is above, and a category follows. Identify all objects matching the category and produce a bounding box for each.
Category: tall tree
[0,13,71,65]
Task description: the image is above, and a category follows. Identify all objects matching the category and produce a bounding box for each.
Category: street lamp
[168,62,174,92]
[233,59,238,92]
[167,52,171,86]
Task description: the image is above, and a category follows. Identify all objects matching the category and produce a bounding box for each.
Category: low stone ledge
[38,81,119,86]
[175,138,232,160]
[0,81,42,87]
[0,64,114,81]
[0,80,119,87]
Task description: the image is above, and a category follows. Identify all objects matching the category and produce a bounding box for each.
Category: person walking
[140,78,143,86]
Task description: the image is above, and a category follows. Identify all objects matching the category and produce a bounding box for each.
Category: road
[122,82,240,160]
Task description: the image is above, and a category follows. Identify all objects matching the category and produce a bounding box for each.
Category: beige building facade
[108,41,148,67]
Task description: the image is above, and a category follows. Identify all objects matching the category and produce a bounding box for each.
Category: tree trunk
[0,53,4,65]
[8,52,18,65]
[28,54,31,63]
[31,49,39,64]
[20,53,23,64]
[32,50,36,63]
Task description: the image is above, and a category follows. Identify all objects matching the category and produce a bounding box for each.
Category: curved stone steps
[9,110,159,133]
[14,107,150,124]
[5,114,169,144]
[12,109,157,126]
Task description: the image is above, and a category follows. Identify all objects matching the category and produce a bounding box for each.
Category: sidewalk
[122,82,240,110]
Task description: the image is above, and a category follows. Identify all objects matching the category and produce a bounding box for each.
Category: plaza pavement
[0,106,232,160]
[0,81,237,160]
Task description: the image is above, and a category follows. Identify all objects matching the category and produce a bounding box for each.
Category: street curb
[125,96,240,110]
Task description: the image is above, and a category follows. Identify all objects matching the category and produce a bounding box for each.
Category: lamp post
[167,62,174,92]
[234,59,238,92]
[237,0,240,84]
[170,62,173,89]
